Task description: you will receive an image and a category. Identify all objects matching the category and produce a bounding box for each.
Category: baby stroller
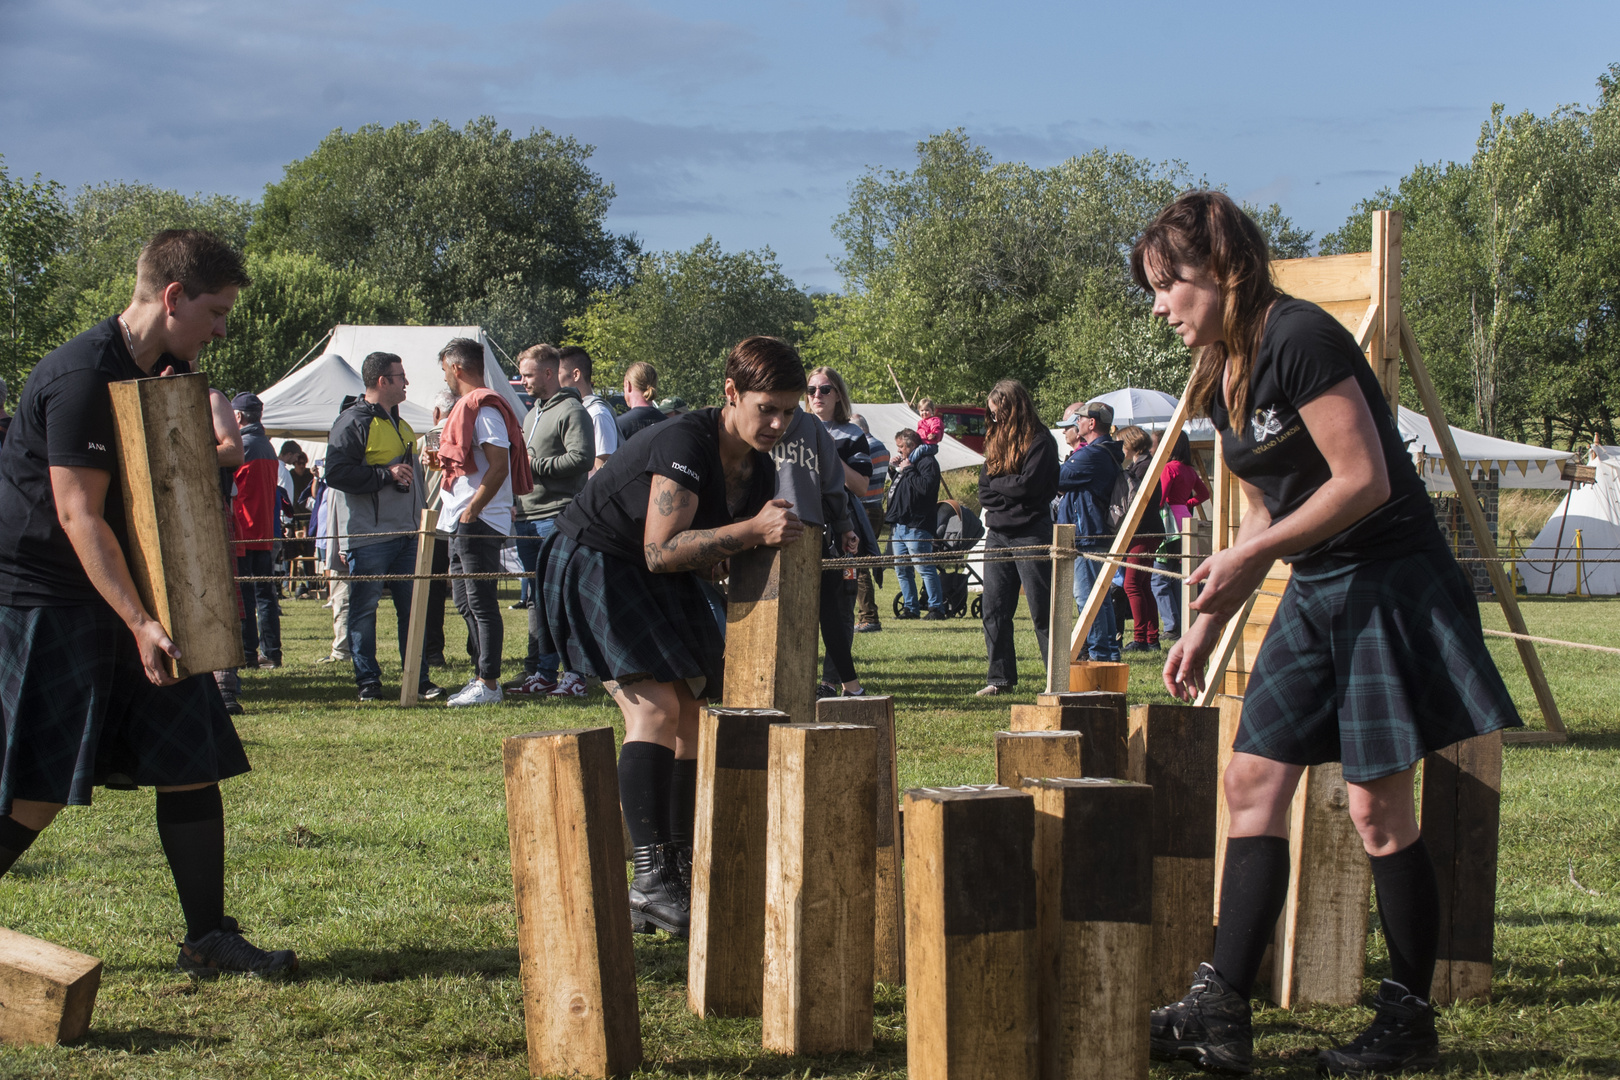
[892,498,986,619]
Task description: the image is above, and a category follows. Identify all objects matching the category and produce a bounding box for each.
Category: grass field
[1,579,1617,1078]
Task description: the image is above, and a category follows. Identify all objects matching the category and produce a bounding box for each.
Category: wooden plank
[818,695,904,985]
[1271,251,1373,304]
[1127,704,1221,1006]
[1422,732,1503,1005]
[1046,524,1076,693]
[1273,763,1371,1008]
[107,372,244,677]
[1370,212,1404,412]
[723,527,823,724]
[688,707,790,1018]
[905,785,1039,1080]
[1193,593,1259,708]
[502,727,640,1079]
[995,730,1083,789]
[1501,730,1568,746]
[398,506,440,707]
[1026,778,1152,1080]
[762,724,878,1053]
[1019,691,1130,779]
[0,928,101,1045]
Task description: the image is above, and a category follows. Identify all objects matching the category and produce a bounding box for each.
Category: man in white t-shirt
[437,338,515,707]
[557,346,618,473]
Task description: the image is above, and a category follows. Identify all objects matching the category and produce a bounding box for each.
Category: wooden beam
[905,785,1039,1080]
[1273,763,1371,1008]
[1271,251,1374,304]
[1193,592,1260,708]
[995,730,1083,789]
[1046,524,1076,693]
[1010,691,1129,778]
[723,527,823,724]
[762,724,878,1053]
[1370,212,1403,413]
[502,727,640,1079]
[0,928,101,1045]
[1422,732,1503,1005]
[398,506,440,707]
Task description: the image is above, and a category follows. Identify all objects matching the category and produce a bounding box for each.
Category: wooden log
[1069,660,1129,694]
[1045,524,1076,694]
[762,723,878,1054]
[1025,778,1153,1080]
[723,526,823,724]
[106,372,243,677]
[398,505,439,707]
[1422,732,1502,1004]
[905,785,1039,1080]
[1273,763,1371,1008]
[0,928,101,1045]
[817,694,904,985]
[1010,691,1129,779]
[1127,704,1221,1006]
[687,707,790,1017]
[503,727,640,1079]
[995,731,1083,789]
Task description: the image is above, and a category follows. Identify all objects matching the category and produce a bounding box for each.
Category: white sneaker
[549,671,589,698]
[448,680,504,707]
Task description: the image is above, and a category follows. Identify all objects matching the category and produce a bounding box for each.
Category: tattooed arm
[642,475,804,573]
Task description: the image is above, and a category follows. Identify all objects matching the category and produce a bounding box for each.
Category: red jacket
[232,422,279,551]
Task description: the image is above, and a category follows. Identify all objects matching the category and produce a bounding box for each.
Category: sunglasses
[807,385,837,397]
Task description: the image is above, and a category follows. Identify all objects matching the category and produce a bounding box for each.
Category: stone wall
[1431,468,1499,597]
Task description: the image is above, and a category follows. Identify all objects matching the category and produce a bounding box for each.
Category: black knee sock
[1370,837,1440,999]
[155,787,226,942]
[1211,835,1293,999]
[0,816,41,878]
[668,759,698,846]
[619,742,675,849]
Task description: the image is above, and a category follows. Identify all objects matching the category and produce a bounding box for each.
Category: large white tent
[1397,407,1572,491]
[853,402,984,471]
[1518,447,1620,595]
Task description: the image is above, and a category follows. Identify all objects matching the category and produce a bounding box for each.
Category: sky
[3,0,1618,293]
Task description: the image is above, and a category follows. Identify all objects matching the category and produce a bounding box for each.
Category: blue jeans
[1073,550,1119,661]
[891,523,944,613]
[514,518,541,606]
[523,518,562,677]
[1152,554,1180,636]
[236,549,281,661]
[345,536,430,690]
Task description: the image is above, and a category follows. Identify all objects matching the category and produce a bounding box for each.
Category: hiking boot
[1316,980,1439,1076]
[176,926,298,980]
[628,844,689,937]
[671,841,693,895]
[1150,963,1253,1074]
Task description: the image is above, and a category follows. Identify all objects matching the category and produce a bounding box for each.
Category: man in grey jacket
[508,344,593,697]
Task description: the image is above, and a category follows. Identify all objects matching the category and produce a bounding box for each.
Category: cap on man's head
[232,392,263,415]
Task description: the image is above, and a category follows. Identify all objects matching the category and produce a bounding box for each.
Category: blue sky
[4,1,1618,292]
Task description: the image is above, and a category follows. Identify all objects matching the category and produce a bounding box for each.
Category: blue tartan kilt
[1235,547,1523,783]
[537,531,727,700]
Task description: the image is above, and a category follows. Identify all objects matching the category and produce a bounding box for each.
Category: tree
[0,160,69,391]
[567,237,814,405]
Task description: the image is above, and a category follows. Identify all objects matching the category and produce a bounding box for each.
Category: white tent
[1518,446,1620,595]
[853,402,985,472]
[1398,407,1571,491]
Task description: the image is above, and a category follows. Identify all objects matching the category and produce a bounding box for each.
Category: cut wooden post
[688,707,790,1018]
[1069,660,1129,694]
[1422,732,1503,1005]
[107,372,243,677]
[1025,778,1153,1080]
[817,694,904,985]
[905,785,1039,1080]
[503,727,640,1079]
[723,526,823,724]
[1273,763,1371,1008]
[1045,524,1076,694]
[0,928,101,1045]
[762,723,878,1054]
[398,505,440,707]
[995,731,1083,789]
[1127,704,1221,1006]
[1009,691,1129,779]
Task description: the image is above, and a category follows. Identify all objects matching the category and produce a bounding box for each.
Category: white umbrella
[1092,387,1181,426]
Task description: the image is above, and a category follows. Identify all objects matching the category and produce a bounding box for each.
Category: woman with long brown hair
[974,378,1059,696]
[1135,191,1519,1076]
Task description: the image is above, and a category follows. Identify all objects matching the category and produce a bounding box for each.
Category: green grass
[1,582,1617,1077]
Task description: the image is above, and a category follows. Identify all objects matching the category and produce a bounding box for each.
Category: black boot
[1150,962,1254,1074]
[1316,979,1439,1076]
[628,844,689,937]
[671,841,693,896]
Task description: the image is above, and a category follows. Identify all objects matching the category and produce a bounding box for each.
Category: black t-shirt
[558,408,774,564]
[615,405,666,442]
[1211,299,1443,571]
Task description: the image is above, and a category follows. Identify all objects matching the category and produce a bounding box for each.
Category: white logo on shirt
[670,461,699,481]
[1250,406,1283,444]
[87,442,107,452]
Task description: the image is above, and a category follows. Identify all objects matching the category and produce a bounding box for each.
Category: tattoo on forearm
[645,528,745,572]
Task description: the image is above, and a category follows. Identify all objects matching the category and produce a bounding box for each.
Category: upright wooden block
[818,694,904,985]
[688,707,790,1017]
[1069,661,1129,694]
[107,372,243,677]
[1009,692,1129,779]
[995,731,1083,789]
[762,724,878,1054]
[0,928,101,1045]
[723,526,823,724]
[1128,704,1220,1006]
[1025,778,1153,1080]
[1423,731,1503,1004]
[905,786,1039,1080]
[1273,763,1371,1008]
[503,727,640,1079]
[1211,695,1244,919]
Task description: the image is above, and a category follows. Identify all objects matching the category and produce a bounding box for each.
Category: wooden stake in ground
[399,505,440,707]
[0,928,101,1046]
[817,694,905,985]
[1127,704,1221,1006]
[688,707,790,1018]
[502,727,640,1079]
[723,527,823,724]
[995,731,1083,790]
[1009,692,1129,779]
[1045,525,1076,694]
[1422,732,1503,1004]
[1026,778,1153,1080]
[1273,763,1371,1007]
[905,785,1039,1080]
[762,723,878,1054]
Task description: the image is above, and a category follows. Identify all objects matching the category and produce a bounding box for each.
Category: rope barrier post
[1573,529,1586,598]
[398,506,440,707]
[1046,525,1076,694]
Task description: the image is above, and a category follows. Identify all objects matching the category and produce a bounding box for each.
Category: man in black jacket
[886,428,947,619]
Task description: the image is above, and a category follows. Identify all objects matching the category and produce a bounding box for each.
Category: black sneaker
[854,622,883,633]
[923,608,949,621]
[1316,980,1440,1076]
[176,926,298,980]
[815,683,840,699]
[1151,963,1253,1074]
[219,690,244,717]
[358,682,384,702]
[419,683,446,702]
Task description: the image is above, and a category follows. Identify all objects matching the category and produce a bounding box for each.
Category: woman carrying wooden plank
[1138,191,1521,1076]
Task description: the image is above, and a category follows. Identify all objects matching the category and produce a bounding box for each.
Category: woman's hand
[1186,543,1271,620]
[752,499,805,548]
[1162,613,1226,702]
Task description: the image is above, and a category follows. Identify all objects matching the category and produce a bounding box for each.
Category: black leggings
[819,568,858,684]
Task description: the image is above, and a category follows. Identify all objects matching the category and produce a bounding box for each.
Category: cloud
[534,2,762,93]
[845,0,939,57]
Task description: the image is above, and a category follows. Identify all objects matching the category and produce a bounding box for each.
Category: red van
[936,405,988,452]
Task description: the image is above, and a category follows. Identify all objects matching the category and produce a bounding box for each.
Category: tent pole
[273,326,336,384]
[1546,479,1576,596]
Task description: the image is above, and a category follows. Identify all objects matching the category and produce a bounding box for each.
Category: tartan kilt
[537,531,727,700]
[1236,547,1523,783]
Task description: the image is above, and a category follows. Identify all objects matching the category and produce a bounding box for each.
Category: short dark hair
[725,336,806,395]
[135,229,252,301]
[439,337,485,378]
[278,440,303,460]
[557,345,592,380]
[894,427,920,449]
[361,351,404,390]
